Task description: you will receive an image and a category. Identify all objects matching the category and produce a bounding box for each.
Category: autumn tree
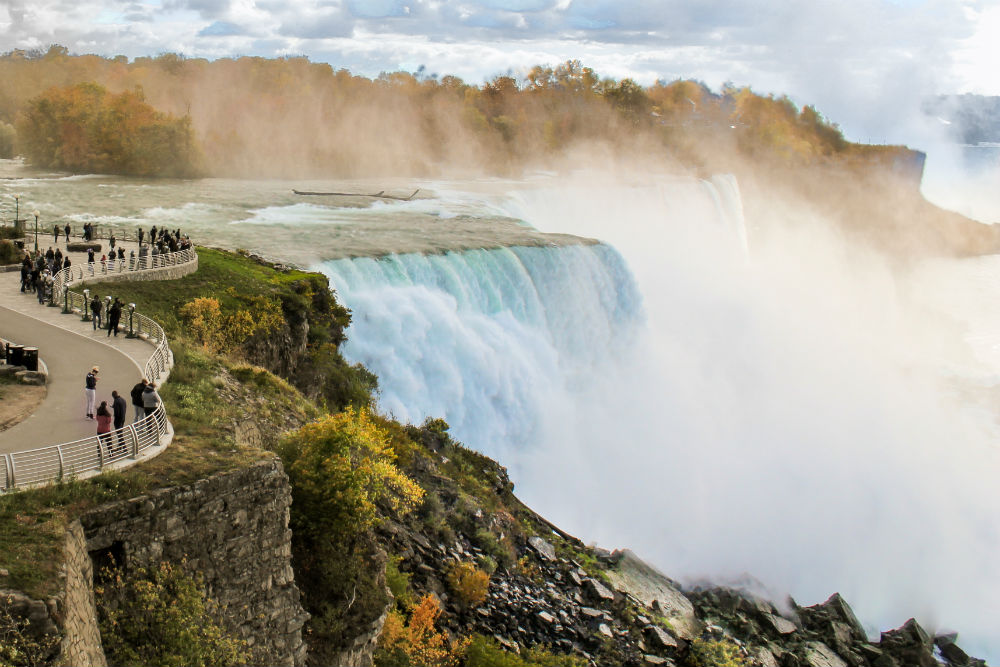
[15,82,200,176]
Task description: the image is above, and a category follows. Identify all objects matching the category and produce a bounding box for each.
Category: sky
[0,0,998,143]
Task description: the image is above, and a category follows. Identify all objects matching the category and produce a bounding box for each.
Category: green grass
[81,247,338,338]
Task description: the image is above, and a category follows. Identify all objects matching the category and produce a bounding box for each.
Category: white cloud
[0,0,996,141]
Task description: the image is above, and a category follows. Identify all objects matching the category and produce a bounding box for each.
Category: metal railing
[1,247,198,491]
[1,405,168,490]
[52,246,197,303]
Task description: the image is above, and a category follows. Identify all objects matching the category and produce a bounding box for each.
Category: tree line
[0,45,913,179]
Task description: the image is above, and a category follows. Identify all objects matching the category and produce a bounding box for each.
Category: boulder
[878,619,935,667]
[583,578,615,604]
[602,550,700,640]
[643,625,678,651]
[528,536,556,561]
[761,612,798,635]
[934,634,970,666]
[803,641,848,667]
[15,370,46,386]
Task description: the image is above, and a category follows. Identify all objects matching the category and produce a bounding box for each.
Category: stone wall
[79,456,308,666]
[60,520,106,667]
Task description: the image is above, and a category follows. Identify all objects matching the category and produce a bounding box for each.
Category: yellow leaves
[377,595,469,667]
[281,408,424,540]
[446,561,490,608]
[179,295,285,354]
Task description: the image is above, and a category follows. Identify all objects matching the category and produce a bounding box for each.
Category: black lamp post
[127,303,136,337]
[83,288,91,321]
[32,210,39,252]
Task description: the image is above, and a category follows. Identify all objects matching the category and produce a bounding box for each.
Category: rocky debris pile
[377,510,991,667]
[380,520,694,666]
[688,587,989,667]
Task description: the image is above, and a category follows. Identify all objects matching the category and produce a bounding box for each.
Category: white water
[318,173,1000,660]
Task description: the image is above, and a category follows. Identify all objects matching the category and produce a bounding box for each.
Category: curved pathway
[0,237,162,455]
[0,307,142,454]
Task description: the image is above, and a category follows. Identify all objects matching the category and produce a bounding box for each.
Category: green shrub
[0,597,60,667]
[95,560,249,667]
[386,555,414,608]
[0,240,21,265]
[686,638,747,667]
[461,635,585,667]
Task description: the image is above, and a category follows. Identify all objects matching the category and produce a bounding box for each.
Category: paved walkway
[0,236,156,454]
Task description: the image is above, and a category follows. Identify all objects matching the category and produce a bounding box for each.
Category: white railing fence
[51,247,197,304]
[1,246,198,492]
[1,404,168,490]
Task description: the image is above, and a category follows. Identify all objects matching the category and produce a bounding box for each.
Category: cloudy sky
[1,0,998,142]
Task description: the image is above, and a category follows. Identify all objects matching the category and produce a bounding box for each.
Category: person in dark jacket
[90,295,102,330]
[130,378,148,422]
[111,390,128,452]
[107,299,122,337]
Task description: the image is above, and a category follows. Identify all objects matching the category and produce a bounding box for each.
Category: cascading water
[318,173,1000,661]
[316,243,643,465]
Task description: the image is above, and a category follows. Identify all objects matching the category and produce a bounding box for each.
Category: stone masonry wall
[60,520,107,667]
[79,456,308,666]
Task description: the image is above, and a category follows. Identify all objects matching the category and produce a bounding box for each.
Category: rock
[934,634,970,666]
[603,550,700,641]
[15,370,45,385]
[643,655,669,666]
[583,578,615,603]
[643,625,678,651]
[569,570,583,587]
[803,641,848,667]
[762,612,798,635]
[580,607,604,620]
[528,536,556,561]
[537,611,555,624]
[597,623,613,639]
[879,619,935,667]
[814,593,868,643]
[0,569,8,577]
[752,646,780,667]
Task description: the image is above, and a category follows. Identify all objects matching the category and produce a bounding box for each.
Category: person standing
[64,223,71,242]
[90,294,102,330]
[107,299,122,337]
[130,378,148,422]
[109,233,116,251]
[138,227,144,245]
[112,390,127,452]
[53,224,60,242]
[85,366,99,419]
[96,401,113,455]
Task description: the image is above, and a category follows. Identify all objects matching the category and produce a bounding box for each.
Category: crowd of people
[8,222,191,459]
[17,223,192,297]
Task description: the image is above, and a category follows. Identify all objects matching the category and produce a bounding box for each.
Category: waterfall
[316,174,1000,661]
[315,243,643,464]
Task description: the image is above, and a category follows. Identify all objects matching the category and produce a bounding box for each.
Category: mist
[497,170,1000,659]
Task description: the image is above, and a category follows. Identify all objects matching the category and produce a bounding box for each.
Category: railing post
[6,454,15,489]
[97,437,104,469]
[128,424,139,458]
[3,454,12,490]
[56,445,65,480]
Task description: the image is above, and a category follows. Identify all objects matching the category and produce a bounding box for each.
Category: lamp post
[83,288,91,321]
[32,210,39,253]
[12,194,18,229]
[127,303,136,337]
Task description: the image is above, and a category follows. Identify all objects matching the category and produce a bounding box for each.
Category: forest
[0,45,915,181]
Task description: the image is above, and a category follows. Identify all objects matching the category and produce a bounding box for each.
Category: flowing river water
[2,159,998,660]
